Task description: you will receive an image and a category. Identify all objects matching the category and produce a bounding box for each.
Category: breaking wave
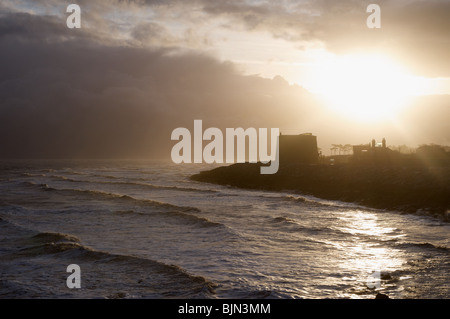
[20,181,229,230]
[22,181,200,212]
[114,209,225,229]
[13,230,218,297]
[270,216,347,236]
[48,175,218,194]
[395,242,449,251]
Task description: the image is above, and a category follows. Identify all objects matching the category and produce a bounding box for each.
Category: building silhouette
[353,138,393,163]
[279,133,319,164]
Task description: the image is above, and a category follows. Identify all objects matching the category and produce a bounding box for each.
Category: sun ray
[304,54,424,122]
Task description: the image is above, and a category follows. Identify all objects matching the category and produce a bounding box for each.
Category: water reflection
[333,210,406,297]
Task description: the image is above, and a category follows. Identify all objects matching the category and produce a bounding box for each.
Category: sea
[0,160,448,299]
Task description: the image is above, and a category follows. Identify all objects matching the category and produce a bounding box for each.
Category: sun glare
[305,54,421,122]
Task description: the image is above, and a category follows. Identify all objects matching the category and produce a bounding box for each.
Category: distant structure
[353,137,391,162]
[279,133,319,164]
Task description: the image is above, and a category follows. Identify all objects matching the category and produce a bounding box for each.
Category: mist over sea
[0,160,448,299]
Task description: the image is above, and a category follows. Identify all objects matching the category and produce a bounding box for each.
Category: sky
[0,0,449,158]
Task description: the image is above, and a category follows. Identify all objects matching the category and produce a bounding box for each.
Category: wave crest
[15,230,218,297]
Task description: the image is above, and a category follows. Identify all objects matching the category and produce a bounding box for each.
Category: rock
[380,273,392,280]
[375,293,390,299]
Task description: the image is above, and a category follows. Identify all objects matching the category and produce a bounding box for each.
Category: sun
[305,54,420,122]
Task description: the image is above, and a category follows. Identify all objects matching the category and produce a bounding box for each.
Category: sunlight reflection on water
[325,210,407,297]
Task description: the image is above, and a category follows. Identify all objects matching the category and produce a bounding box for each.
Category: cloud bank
[0,1,449,159]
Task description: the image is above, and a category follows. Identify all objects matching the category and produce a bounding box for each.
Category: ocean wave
[284,195,343,208]
[15,231,83,256]
[18,182,227,231]
[272,216,298,224]
[19,241,85,255]
[22,181,56,191]
[114,209,225,229]
[48,175,218,194]
[261,194,333,207]
[271,215,315,232]
[66,189,200,212]
[165,211,224,228]
[91,173,128,180]
[15,231,217,296]
[30,232,81,244]
[395,242,449,251]
[49,175,79,182]
[283,195,307,203]
[281,194,366,210]
[21,173,46,177]
[270,216,351,238]
[39,169,56,173]
[62,171,85,176]
[22,182,200,212]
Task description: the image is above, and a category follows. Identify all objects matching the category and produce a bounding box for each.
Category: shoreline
[191,162,450,222]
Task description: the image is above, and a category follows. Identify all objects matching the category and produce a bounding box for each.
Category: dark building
[353,144,372,158]
[279,133,319,164]
[353,138,393,163]
[353,138,388,158]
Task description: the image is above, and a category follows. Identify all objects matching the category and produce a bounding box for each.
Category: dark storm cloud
[0,11,318,158]
[131,22,169,43]
[0,12,67,40]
